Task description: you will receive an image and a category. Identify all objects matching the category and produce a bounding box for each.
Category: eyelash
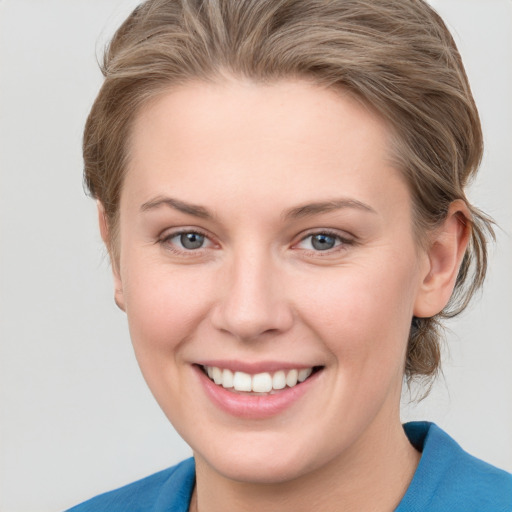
[157,228,355,256]
[158,228,214,255]
[294,230,355,255]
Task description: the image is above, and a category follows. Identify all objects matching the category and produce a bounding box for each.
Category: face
[113,79,430,484]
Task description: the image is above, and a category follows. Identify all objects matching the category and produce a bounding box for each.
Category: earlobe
[414,200,471,318]
[97,201,126,312]
[114,291,126,312]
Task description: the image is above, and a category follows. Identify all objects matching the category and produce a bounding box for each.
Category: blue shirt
[66,422,512,511]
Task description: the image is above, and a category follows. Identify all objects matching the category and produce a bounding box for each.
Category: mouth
[200,365,323,395]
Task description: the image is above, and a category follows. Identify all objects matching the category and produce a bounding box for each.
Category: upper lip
[195,360,321,374]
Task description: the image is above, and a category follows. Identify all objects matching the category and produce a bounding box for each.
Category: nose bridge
[212,243,292,340]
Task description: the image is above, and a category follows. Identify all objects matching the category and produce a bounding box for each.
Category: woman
[67,0,512,510]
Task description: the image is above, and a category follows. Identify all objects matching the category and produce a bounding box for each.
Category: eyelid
[158,226,218,253]
[156,226,355,256]
[293,228,356,252]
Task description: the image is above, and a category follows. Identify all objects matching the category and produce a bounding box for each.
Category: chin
[192,432,328,485]
[205,455,311,485]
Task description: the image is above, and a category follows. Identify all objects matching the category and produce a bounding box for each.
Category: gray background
[0,1,511,511]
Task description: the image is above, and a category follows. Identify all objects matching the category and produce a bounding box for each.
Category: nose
[211,250,294,341]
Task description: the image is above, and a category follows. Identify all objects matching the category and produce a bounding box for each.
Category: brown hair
[83,0,494,385]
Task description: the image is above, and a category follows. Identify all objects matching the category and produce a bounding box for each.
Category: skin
[100,78,470,511]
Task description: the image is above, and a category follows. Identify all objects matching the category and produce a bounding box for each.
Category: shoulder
[64,458,195,512]
[398,422,512,512]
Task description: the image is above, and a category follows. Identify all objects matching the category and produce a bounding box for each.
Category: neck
[192,417,420,512]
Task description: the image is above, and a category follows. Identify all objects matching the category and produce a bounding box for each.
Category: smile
[195,363,324,419]
[202,365,318,394]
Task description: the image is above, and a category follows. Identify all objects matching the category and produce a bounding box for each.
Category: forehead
[123,78,409,219]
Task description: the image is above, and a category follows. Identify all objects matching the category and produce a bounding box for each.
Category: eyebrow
[140,196,213,219]
[140,196,376,221]
[283,198,377,219]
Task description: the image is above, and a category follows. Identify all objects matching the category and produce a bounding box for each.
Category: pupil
[181,233,204,250]
[312,234,335,251]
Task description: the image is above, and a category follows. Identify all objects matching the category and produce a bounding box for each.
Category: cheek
[294,258,418,365]
[119,257,218,418]
[121,256,214,355]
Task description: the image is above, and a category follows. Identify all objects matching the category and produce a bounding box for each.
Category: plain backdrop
[0,1,511,511]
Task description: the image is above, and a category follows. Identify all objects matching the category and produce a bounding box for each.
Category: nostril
[211,305,293,341]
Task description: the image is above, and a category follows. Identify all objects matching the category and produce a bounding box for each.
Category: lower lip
[194,366,321,419]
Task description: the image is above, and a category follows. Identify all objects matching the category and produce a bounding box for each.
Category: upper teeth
[205,366,313,393]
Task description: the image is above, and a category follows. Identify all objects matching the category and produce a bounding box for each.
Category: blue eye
[297,232,345,251]
[161,231,210,251]
[311,234,337,250]
[177,232,205,250]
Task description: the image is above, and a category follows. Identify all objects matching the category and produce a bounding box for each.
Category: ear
[97,201,125,312]
[414,200,471,318]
